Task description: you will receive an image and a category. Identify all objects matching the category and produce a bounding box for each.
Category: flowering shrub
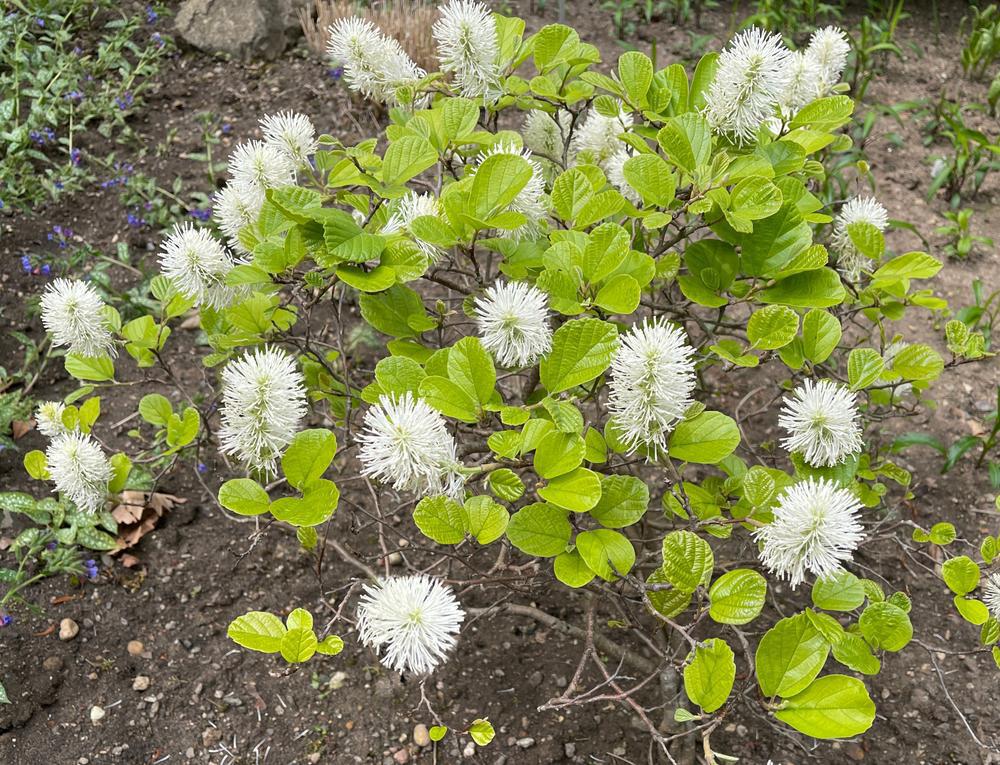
[18,2,1000,757]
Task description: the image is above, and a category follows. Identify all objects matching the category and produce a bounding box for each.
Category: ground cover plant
[2,1,1000,763]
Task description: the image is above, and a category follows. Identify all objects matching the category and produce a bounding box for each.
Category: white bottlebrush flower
[474,281,552,367]
[705,27,793,145]
[779,379,864,467]
[260,111,317,163]
[217,347,307,474]
[522,109,570,163]
[778,50,824,119]
[40,278,114,359]
[571,107,634,165]
[475,140,546,241]
[356,574,465,675]
[433,0,500,99]
[35,401,68,438]
[358,392,464,499]
[327,17,425,105]
[381,191,443,260]
[755,477,864,588]
[159,223,238,310]
[45,431,112,513]
[807,26,851,96]
[608,318,697,457]
[604,147,641,205]
[983,572,1000,621]
[830,196,889,281]
[213,180,265,252]
[228,140,295,190]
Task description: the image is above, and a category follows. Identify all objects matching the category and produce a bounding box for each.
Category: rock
[202,727,222,747]
[528,671,543,687]
[90,706,106,724]
[175,0,300,61]
[462,741,476,758]
[330,671,348,690]
[413,724,430,747]
[43,656,64,672]
[516,737,535,749]
[845,743,865,761]
[127,640,144,656]
[564,742,576,758]
[59,618,79,641]
[393,749,410,764]
[132,676,151,692]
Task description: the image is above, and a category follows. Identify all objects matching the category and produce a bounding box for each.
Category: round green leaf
[775,675,875,739]
[280,627,318,663]
[506,503,572,557]
[756,613,829,698]
[747,305,799,350]
[537,467,602,512]
[534,431,585,479]
[811,570,866,612]
[218,479,270,517]
[589,475,649,528]
[858,601,912,652]
[660,530,714,593]
[413,496,467,544]
[668,411,740,464]
[553,549,596,588]
[684,638,736,713]
[941,555,981,596]
[228,611,286,653]
[708,569,766,625]
[575,529,636,581]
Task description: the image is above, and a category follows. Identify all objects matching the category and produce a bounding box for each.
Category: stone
[90,706,106,724]
[564,742,576,758]
[462,741,476,758]
[59,618,79,641]
[175,0,302,61]
[413,724,430,747]
[127,640,144,656]
[516,737,535,749]
[202,727,222,747]
[392,749,409,764]
[132,676,151,692]
[43,656,64,672]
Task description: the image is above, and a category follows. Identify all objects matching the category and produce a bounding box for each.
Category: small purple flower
[64,90,83,103]
[115,92,134,110]
[146,5,158,23]
[41,264,51,276]
[0,198,5,209]
[151,32,164,47]
[221,123,232,135]
[36,17,44,27]
[84,559,99,580]
[0,614,12,628]
[197,462,208,474]
[72,46,82,55]
[188,207,211,222]
[54,181,64,190]
[21,256,31,273]
[70,148,82,166]
[46,541,58,550]
[328,66,344,81]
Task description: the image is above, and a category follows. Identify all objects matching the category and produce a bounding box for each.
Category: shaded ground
[1,2,999,764]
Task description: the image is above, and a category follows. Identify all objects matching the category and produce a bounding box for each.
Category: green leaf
[487,468,525,501]
[65,353,115,382]
[447,336,496,406]
[413,496,467,544]
[359,285,428,339]
[731,177,783,221]
[738,205,812,278]
[942,556,981,596]
[858,602,912,652]
[618,50,653,104]
[468,719,495,746]
[463,496,509,545]
[139,394,173,426]
[540,318,619,394]
[889,343,944,381]
[775,675,875,739]
[871,251,942,287]
[622,154,676,207]
[419,375,479,423]
[800,309,841,363]
[316,635,345,656]
[811,570,865,611]
[227,611,286,653]
[755,613,829,698]
[286,608,314,632]
[708,569,767,625]
[758,269,846,308]
[575,529,635,581]
[657,113,711,174]
[660,530,713,592]
[280,627,318,663]
[534,431,585,479]
[788,96,855,131]
[282,429,338,491]
[594,274,641,314]
[747,305,799,350]
[847,348,885,390]
[668,411,740,464]
[506,502,572,557]
[589,475,648,528]
[269,480,339,527]
[831,631,881,675]
[297,526,318,551]
[537,467,602,512]
[553,549,596,588]
[647,567,693,618]
[23,450,49,480]
[430,726,448,742]
[953,596,990,625]
[382,135,438,186]
[552,168,595,223]
[684,638,736,713]
[165,407,200,449]
[218,479,270,516]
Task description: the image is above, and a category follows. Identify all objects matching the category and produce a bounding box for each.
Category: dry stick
[325,537,378,581]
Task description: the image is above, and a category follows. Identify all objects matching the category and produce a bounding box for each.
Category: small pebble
[516,737,535,749]
[132,675,151,691]
[42,656,64,672]
[127,640,144,656]
[90,706,105,724]
[413,724,430,747]
[393,749,409,764]
[462,741,476,758]
[59,618,79,641]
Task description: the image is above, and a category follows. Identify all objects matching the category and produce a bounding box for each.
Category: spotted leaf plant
[26,3,997,759]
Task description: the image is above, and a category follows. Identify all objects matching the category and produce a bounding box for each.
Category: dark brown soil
[1,2,999,765]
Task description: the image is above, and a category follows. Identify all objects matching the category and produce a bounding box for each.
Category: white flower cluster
[159,222,239,310]
[608,318,697,458]
[327,17,424,105]
[433,0,500,99]
[778,378,864,467]
[358,392,465,499]
[522,110,571,164]
[756,477,864,588]
[40,278,115,359]
[381,191,443,261]
[45,431,113,514]
[705,25,851,144]
[35,401,68,438]
[830,195,890,281]
[217,347,308,474]
[474,281,552,368]
[356,574,465,675]
[984,572,1000,621]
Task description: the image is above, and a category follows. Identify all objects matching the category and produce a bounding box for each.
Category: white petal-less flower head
[35,401,68,438]
[381,191,443,260]
[522,109,570,163]
[45,431,112,513]
[807,26,851,95]
[356,574,465,675]
[779,379,864,467]
[475,140,546,241]
[571,106,634,165]
[260,111,317,163]
[159,223,238,310]
[778,50,824,119]
[983,572,1000,621]
[608,318,697,457]
[213,180,265,253]
[474,281,552,368]
[433,0,500,99]
[40,278,115,359]
[358,392,465,499]
[228,140,295,190]
[705,27,793,145]
[218,347,307,474]
[604,147,641,205]
[327,17,425,105]
[831,196,889,281]
[755,477,864,588]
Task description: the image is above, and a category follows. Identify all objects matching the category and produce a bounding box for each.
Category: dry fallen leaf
[12,419,33,439]
[111,491,186,552]
[120,553,142,568]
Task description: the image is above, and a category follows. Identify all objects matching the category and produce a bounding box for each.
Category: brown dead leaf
[12,419,33,439]
[50,594,78,606]
[33,624,56,637]
[120,553,142,568]
[111,491,186,552]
